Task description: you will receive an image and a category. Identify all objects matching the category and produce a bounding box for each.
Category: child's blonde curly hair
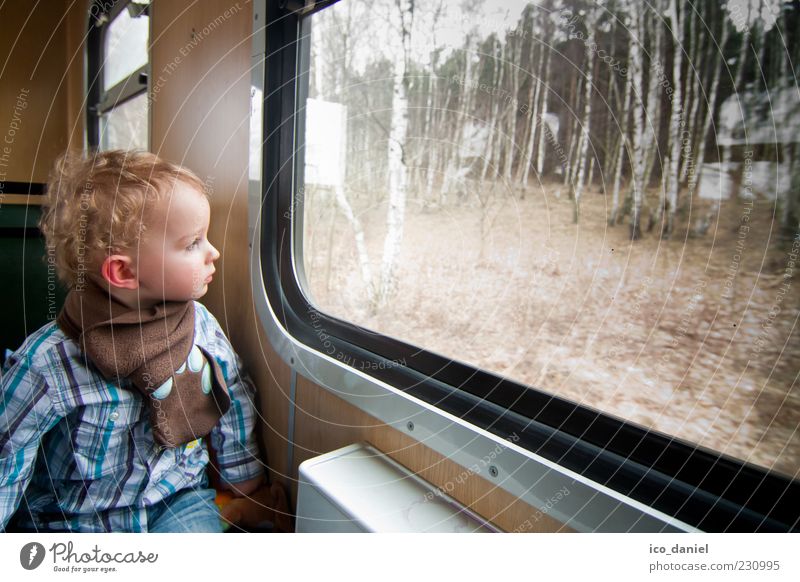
[40,150,206,289]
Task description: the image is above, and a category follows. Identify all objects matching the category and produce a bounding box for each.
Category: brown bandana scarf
[57,279,231,448]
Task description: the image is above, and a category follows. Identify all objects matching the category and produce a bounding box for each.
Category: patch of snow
[745,161,792,200]
[718,85,800,146]
[699,163,735,200]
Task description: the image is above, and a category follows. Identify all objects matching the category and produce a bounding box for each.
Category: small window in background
[89,0,149,150]
[299,0,800,478]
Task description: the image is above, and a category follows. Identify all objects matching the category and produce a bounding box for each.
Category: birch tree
[720,0,755,171]
[518,27,543,186]
[777,6,797,231]
[691,8,728,195]
[503,32,522,183]
[602,14,620,181]
[479,35,506,182]
[610,59,632,225]
[627,2,647,239]
[640,6,664,196]
[443,31,478,200]
[572,5,602,223]
[679,2,704,185]
[377,0,414,307]
[535,45,552,177]
[492,42,510,182]
[663,0,684,236]
[563,75,582,187]
[423,0,446,205]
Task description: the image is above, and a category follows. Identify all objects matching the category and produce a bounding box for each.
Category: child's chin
[163,287,206,303]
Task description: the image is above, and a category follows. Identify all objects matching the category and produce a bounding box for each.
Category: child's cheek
[190,263,206,294]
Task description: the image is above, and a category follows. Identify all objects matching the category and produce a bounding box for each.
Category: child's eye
[186,239,200,251]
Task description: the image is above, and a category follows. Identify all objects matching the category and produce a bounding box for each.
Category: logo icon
[19,542,46,570]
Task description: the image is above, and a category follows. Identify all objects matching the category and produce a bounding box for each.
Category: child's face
[134,180,220,305]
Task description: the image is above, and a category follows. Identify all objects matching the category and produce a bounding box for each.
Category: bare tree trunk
[569,129,583,190]
[721,4,752,167]
[664,0,684,237]
[378,0,413,307]
[629,6,647,240]
[756,25,769,86]
[692,15,728,193]
[491,40,510,183]
[563,76,582,186]
[423,73,439,205]
[602,92,617,180]
[610,70,633,225]
[641,8,663,195]
[778,13,796,232]
[422,0,445,206]
[443,35,476,203]
[567,73,586,191]
[334,186,375,304]
[503,35,521,184]
[519,39,543,186]
[572,11,599,223]
[324,194,336,294]
[426,83,452,201]
[679,2,702,184]
[480,37,506,182]
[602,18,619,180]
[536,47,552,176]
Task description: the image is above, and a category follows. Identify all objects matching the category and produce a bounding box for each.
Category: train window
[264,0,800,530]
[298,0,800,477]
[87,0,150,150]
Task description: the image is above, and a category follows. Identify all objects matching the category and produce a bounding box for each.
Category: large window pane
[299,0,800,478]
[103,5,149,91]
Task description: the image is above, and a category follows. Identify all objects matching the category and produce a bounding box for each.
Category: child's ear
[101,255,138,290]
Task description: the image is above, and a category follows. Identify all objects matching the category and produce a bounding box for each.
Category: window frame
[86,0,150,150]
[252,0,799,532]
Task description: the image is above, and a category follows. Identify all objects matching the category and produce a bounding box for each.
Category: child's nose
[208,242,220,262]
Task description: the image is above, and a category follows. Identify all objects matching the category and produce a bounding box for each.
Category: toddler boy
[0,150,283,532]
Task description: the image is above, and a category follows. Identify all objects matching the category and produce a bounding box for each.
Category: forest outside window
[296,0,800,481]
[88,0,150,150]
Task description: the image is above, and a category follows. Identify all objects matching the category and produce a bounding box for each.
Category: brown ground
[303,181,800,478]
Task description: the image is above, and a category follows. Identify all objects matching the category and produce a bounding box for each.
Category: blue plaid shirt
[0,302,263,532]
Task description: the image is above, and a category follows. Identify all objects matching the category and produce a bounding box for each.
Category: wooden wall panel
[0,0,83,185]
[64,0,88,152]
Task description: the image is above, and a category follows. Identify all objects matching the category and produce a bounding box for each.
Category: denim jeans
[147,487,222,533]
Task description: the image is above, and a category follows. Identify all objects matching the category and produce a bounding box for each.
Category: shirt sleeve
[201,309,264,487]
[0,354,64,530]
